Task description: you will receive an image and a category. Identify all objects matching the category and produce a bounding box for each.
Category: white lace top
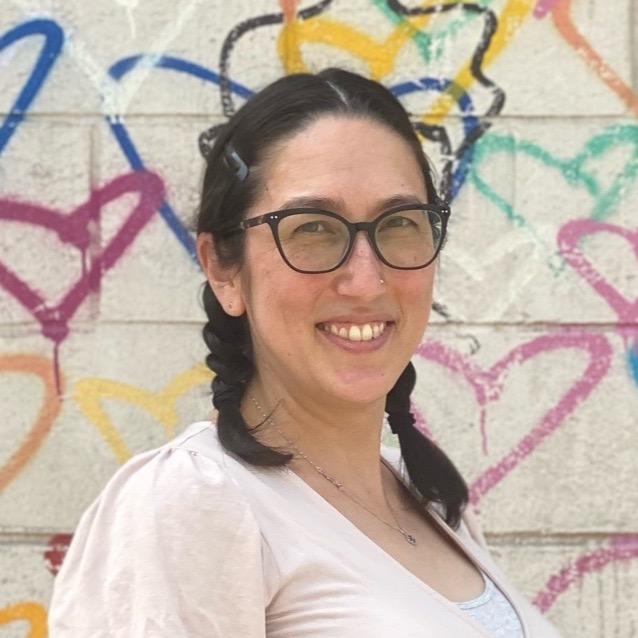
[458,573,525,637]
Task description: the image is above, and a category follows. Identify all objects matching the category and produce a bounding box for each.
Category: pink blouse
[49,422,563,638]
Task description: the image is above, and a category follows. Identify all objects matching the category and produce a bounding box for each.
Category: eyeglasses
[223,203,450,274]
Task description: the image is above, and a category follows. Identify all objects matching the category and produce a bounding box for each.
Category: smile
[318,322,388,342]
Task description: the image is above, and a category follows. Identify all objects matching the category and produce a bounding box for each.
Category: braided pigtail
[197,70,452,476]
[202,282,291,465]
[386,362,468,529]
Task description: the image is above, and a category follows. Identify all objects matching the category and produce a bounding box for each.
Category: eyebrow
[277,193,428,213]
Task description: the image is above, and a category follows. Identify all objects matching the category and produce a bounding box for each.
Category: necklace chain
[250,395,417,546]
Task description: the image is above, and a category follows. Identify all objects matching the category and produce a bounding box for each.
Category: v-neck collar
[280,453,529,638]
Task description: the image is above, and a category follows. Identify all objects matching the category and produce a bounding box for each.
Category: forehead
[254,116,427,214]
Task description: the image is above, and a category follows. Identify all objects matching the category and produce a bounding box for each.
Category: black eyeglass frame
[224,202,450,274]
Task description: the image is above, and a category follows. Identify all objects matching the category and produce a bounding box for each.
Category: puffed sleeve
[48,446,266,638]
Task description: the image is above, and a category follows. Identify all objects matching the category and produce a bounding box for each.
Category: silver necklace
[250,395,417,546]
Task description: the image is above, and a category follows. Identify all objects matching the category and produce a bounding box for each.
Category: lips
[318,321,389,342]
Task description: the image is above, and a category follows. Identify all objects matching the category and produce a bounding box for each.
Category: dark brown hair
[197,68,468,528]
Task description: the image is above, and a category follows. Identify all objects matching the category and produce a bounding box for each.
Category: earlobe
[196,233,246,317]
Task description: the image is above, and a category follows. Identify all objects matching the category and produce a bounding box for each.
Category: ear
[196,233,246,317]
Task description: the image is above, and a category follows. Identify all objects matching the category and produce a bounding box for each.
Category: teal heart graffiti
[469,124,638,230]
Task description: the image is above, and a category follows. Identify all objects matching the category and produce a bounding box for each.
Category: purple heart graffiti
[0,170,165,388]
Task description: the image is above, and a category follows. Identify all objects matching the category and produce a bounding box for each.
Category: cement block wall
[0,1,637,636]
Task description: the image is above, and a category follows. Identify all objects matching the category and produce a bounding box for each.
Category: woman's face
[216,116,435,407]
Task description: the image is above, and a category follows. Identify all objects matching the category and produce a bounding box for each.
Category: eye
[295,220,331,234]
[386,216,412,227]
[379,214,418,231]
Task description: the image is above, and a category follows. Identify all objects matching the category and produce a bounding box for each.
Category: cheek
[402,270,435,331]
[242,258,322,336]
[239,239,282,306]
[404,268,435,302]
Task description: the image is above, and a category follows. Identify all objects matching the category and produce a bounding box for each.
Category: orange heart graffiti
[0,354,61,492]
[550,0,638,118]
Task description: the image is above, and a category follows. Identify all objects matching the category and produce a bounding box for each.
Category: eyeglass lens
[276,209,442,272]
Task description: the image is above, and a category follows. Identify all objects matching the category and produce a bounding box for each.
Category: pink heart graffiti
[558,219,638,324]
[0,169,164,347]
[414,332,612,504]
[559,218,638,384]
[533,534,638,613]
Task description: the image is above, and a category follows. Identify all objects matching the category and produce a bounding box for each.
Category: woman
[49,69,562,637]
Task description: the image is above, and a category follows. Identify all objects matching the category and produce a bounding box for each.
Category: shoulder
[63,422,261,557]
[49,422,268,636]
[87,421,254,531]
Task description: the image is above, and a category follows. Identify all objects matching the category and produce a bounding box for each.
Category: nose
[334,231,385,298]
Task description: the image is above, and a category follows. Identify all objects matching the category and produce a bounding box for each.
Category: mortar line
[0,529,633,546]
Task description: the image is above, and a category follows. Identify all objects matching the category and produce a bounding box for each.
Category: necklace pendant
[405,533,417,546]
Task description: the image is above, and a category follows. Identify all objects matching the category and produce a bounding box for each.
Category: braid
[386,362,468,529]
[202,282,291,465]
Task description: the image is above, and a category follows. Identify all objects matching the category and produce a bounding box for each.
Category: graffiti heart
[103,0,533,258]
[533,534,638,613]
[558,219,638,324]
[0,601,47,638]
[558,218,638,387]
[548,0,638,118]
[0,19,63,155]
[469,125,638,239]
[0,170,164,368]
[374,0,534,123]
[72,363,213,463]
[0,354,60,492]
[413,332,612,504]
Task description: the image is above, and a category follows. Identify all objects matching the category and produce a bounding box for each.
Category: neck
[244,378,388,491]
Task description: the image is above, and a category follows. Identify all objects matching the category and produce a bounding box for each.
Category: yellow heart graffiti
[73,364,213,463]
[0,602,47,638]
[278,0,535,124]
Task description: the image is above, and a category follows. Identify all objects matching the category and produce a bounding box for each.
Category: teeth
[322,322,387,342]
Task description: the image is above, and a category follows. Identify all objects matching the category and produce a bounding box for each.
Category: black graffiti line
[414,117,492,200]
[218,0,335,118]
[385,0,505,116]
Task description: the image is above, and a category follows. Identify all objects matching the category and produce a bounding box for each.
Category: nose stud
[379,278,385,285]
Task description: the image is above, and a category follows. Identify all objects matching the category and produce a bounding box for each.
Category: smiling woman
[48,70,563,638]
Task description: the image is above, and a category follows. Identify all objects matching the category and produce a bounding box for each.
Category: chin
[323,373,399,406]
